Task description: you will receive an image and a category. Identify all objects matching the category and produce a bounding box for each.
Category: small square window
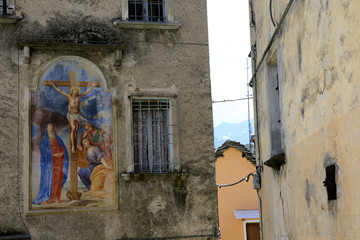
[132,98,178,173]
[128,0,167,22]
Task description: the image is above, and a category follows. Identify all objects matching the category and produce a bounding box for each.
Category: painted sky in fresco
[31,58,113,189]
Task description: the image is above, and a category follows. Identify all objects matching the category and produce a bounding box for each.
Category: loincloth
[67,112,87,126]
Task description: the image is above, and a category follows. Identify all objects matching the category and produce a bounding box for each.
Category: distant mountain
[214,119,254,149]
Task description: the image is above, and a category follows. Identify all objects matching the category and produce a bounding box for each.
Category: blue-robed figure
[33,124,69,204]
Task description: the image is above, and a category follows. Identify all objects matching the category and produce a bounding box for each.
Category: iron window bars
[128,0,167,22]
[132,98,178,173]
[0,0,14,15]
[0,0,7,15]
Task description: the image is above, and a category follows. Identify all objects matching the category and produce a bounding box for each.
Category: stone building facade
[249,0,360,239]
[0,1,217,239]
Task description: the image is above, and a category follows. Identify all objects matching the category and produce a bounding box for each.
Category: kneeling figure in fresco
[77,138,114,198]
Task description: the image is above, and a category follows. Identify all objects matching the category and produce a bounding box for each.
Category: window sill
[0,14,22,24]
[121,171,188,182]
[113,20,181,30]
[264,153,285,171]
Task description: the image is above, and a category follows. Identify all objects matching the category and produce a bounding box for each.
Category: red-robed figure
[32,124,69,205]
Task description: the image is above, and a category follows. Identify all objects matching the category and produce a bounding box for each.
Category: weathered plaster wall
[0,22,26,237]
[0,0,217,239]
[250,0,360,239]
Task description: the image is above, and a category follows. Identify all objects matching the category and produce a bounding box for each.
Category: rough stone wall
[250,0,360,239]
[0,0,218,239]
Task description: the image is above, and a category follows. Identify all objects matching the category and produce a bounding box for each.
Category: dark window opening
[0,0,7,15]
[148,0,164,22]
[128,0,166,22]
[323,164,337,201]
[128,1,144,21]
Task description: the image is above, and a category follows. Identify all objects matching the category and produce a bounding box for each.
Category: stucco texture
[0,0,218,239]
[250,0,360,239]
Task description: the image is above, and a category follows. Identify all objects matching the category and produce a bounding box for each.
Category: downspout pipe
[254,74,263,240]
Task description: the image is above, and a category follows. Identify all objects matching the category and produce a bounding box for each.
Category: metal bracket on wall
[23,46,30,64]
[114,49,123,66]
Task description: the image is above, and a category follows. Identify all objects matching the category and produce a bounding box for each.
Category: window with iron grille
[128,0,167,22]
[0,0,7,15]
[0,0,15,16]
[132,98,178,173]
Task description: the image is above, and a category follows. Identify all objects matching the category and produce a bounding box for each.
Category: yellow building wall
[249,1,360,239]
[216,147,259,240]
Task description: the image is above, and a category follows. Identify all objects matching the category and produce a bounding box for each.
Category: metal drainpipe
[249,0,263,238]
[254,75,264,240]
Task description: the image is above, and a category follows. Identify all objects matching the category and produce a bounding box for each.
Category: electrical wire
[249,0,295,87]
[246,58,252,152]
[249,0,256,28]
[270,0,277,27]
[212,97,253,103]
[217,171,255,188]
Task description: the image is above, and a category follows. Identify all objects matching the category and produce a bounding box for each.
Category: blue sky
[207,0,254,127]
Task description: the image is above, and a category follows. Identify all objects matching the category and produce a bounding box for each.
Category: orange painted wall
[216,147,259,240]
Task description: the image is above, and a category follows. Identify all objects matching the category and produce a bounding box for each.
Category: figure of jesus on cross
[44,71,100,154]
[51,81,97,154]
[43,71,100,200]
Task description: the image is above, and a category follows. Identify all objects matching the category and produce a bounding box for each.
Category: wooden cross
[43,71,101,88]
[43,71,100,201]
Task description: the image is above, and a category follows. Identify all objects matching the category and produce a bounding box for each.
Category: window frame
[130,96,179,173]
[0,0,7,15]
[0,0,15,16]
[116,0,180,30]
[123,0,167,22]
[0,0,21,23]
[243,220,260,240]
[128,0,167,23]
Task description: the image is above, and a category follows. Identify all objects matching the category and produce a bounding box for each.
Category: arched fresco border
[26,56,118,214]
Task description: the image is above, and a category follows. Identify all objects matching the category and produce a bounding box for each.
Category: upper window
[0,0,7,15]
[128,0,167,22]
[0,0,14,16]
[132,98,178,173]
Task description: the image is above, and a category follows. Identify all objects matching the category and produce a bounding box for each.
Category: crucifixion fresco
[30,57,116,211]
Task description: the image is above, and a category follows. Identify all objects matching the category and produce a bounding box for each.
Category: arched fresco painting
[30,57,116,211]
